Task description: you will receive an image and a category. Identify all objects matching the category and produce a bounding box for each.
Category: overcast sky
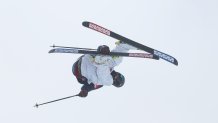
[0,0,218,123]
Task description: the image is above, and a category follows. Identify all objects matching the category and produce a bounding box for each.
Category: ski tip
[168,58,178,66]
[174,60,178,66]
[172,58,178,66]
[82,21,89,27]
[48,49,55,53]
[169,59,178,66]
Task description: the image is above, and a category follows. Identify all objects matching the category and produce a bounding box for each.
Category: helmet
[111,71,125,88]
[97,45,110,54]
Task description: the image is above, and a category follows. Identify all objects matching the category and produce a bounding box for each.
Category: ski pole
[51,44,96,50]
[34,94,79,108]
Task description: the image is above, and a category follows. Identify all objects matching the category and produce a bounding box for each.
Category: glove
[78,90,88,97]
[115,40,138,50]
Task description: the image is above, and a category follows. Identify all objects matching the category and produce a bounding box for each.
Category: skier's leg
[72,56,89,85]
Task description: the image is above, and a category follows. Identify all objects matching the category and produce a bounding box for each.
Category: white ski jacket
[80,42,136,86]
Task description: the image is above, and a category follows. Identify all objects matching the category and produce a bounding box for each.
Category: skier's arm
[85,41,137,67]
[109,41,138,67]
[112,41,138,52]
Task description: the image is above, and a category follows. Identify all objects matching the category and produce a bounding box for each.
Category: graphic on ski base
[82,21,178,66]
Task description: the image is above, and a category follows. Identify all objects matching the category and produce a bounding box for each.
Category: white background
[0,0,217,123]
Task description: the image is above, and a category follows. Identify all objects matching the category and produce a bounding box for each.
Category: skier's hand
[78,90,88,97]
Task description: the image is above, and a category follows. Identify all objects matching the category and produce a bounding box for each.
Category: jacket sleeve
[109,41,138,67]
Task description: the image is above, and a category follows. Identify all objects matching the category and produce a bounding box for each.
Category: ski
[50,44,96,50]
[82,21,178,66]
[49,48,159,60]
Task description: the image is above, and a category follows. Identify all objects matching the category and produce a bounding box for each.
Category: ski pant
[72,56,88,85]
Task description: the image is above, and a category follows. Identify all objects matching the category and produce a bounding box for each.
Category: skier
[72,41,137,97]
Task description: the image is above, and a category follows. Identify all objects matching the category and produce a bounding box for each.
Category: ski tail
[82,21,178,66]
